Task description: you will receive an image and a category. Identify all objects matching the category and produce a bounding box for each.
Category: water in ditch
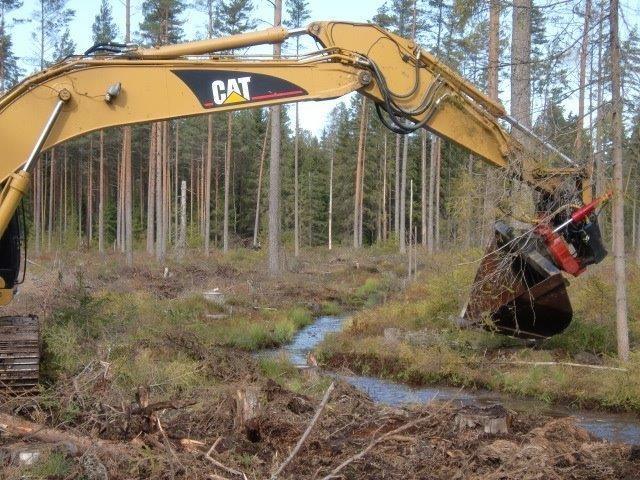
[265,315,640,445]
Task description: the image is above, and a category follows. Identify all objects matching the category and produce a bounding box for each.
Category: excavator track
[0,316,40,393]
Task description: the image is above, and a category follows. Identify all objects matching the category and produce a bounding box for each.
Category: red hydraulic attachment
[536,192,612,277]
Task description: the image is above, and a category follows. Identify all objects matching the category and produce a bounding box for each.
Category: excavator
[0,21,609,391]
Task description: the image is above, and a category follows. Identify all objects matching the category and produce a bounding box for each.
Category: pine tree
[140,0,185,259]
[92,0,118,45]
[91,0,118,254]
[0,1,21,94]
[140,0,185,45]
[268,0,281,273]
[285,0,310,257]
[218,0,255,252]
[31,0,75,69]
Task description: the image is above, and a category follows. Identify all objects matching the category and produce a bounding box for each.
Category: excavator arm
[0,20,608,390]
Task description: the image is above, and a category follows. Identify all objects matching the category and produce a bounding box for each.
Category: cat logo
[211,76,251,106]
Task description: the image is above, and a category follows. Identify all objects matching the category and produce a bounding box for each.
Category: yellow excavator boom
[0,21,608,391]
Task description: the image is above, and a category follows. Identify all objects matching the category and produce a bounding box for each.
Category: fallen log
[0,412,134,458]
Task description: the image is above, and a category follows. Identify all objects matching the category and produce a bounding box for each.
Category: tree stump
[454,404,511,435]
[234,387,261,442]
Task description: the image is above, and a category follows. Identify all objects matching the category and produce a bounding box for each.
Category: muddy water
[270,315,640,445]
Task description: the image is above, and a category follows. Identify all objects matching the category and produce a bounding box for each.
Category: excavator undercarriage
[0,20,609,392]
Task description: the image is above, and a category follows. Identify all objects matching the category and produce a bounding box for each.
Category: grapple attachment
[463,221,573,339]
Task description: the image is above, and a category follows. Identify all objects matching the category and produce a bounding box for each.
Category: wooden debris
[270,382,335,479]
[454,404,511,435]
[234,386,261,441]
[0,412,133,458]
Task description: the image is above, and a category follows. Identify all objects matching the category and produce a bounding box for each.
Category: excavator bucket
[463,221,573,339]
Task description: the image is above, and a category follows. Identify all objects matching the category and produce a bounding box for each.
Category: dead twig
[320,409,439,480]
[0,412,133,458]
[130,400,196,416]
[205,437,247,479]
[270,382,335,480]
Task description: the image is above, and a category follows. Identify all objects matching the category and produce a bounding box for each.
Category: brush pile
[1,352,636,480]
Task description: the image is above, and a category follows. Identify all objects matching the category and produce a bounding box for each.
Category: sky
[5,0,640,136]
[7,0,377,135]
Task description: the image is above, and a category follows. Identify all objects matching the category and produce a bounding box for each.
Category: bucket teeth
[463,221,572,339]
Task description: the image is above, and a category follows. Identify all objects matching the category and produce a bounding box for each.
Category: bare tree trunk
[488,0,500,100]
[382,133,388,242]
[353,97,366,248]
[162,121,169,255]
[205,115,213,255]
[268,0,283,274]
[223,113,232,252]
[174,121,179,246]
[610,0,629,362]
[394,134,400,237]
[575,0,591,158]
[408,179,413,276]
[47,149,55,251]
[34,161,40,255]
[483,0,501,244]
[87,141,93,245]
[421,130,427,246]
[399,135,408,253]
[328,144,334,250]
[155,123,163,260]
[294,102,300,257]
[427,135,436,254]
[147,124,156,254]
[253,112,270,248]
[98,131,105,253]
[511,0,532,142]
[179,180,186,257]
[434,138,441,251]
[124,126,133,264]
[359,121,367,247]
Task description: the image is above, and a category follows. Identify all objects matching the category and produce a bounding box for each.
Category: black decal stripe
[172,70,308,109]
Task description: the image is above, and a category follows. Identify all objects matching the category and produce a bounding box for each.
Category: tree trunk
[394,134,400,237]
[421,130,427,247]
[205,115,213,255]
[399,135,408,253]
[223,113,232,252]
[98,131,105,253]
[382,133,388,242]
[353,97,367,248]
[253,112,270,248]
[268,0,283,274]
[575,0,591,158]
[154,123,163,260]
[146,124,156,254]
[510,0,532,142]
[47,149,55,251]
[609,0,629,362]
[34,160,40,256]
[294,103,300,256]
[427,135,436,254]
[434,138,441,251]
[124,126,133,265]
[328,144,334,250]
[487,0,500,100]
[87,141,93,246]
[179,180,186,257]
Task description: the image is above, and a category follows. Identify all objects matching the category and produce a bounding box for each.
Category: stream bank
[264,315,640,445]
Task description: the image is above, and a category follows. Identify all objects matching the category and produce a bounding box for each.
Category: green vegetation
[317,253,640,412]
[39,248,398,396]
